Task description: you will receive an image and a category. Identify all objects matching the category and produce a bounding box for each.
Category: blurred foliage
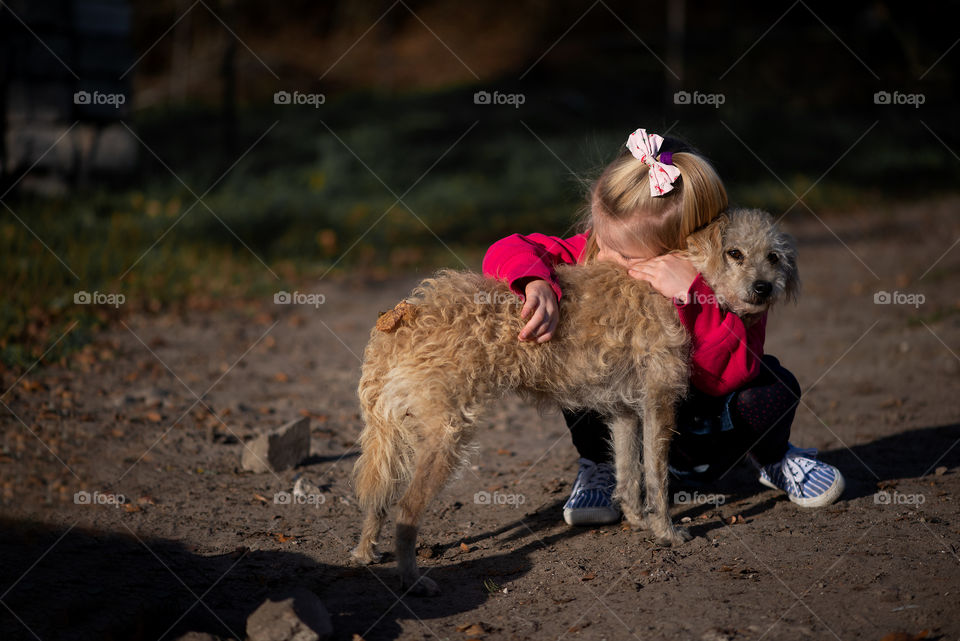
[3,0,959,368]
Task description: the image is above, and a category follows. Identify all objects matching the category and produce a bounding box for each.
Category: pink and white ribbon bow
[625,128,681,197]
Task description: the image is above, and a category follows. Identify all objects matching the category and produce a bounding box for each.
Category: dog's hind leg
[352,506,388,565]
[641,393,691,546]
[395,428,463,597]
[609,412,644,529]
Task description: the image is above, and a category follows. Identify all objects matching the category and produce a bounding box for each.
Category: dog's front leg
[641,397,691,546]
[609,413,644,529]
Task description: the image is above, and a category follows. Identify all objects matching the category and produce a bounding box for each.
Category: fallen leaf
[456,623,489,637]
[581,571,596,581]
[253,494,269,503]
[459,542,471,552]
[274,372,289,383]
[273,532,293,543]
[145,411,163,423]
[124,504,142,513]
[496,448,511,456]
[20,380,43,392]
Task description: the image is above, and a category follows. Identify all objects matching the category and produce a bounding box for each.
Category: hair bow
[625,128,681,197]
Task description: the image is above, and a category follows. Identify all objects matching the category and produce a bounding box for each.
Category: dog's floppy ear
[779,231,801,303]
[685,214,728,277]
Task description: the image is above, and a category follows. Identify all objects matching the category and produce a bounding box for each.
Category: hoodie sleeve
[674,274,767,396]
[482,232,589,300]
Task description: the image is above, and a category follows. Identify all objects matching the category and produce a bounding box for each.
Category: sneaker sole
[759,470,846,508]
[563,506,621,526]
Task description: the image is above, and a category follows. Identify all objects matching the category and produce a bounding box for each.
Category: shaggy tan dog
[351,208,798,596]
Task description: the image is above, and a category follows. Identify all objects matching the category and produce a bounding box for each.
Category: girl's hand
[627,254,699,304]
[519,279,559,343]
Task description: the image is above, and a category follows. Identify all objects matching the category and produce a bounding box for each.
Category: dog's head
[685,208,799,318]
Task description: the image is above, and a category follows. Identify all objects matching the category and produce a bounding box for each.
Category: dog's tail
[354,360,409,514]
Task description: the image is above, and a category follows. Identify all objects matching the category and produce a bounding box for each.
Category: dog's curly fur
[351,209,798,596]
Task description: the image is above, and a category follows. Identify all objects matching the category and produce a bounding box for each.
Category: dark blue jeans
[563,355,799,472]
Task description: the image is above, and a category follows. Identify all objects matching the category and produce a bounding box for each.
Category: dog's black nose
[752,280,773,299]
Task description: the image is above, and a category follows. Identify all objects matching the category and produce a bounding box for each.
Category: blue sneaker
[563,458,620,525]
[757,444,845,508]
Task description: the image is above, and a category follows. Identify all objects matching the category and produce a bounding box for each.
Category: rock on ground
[246,588,332,641]
[241,417,311,473]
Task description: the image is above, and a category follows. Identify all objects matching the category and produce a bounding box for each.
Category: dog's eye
[726,249,744,262]
[767,252,780,264]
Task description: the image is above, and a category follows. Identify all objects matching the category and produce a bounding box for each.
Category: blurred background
[1,0,957,367]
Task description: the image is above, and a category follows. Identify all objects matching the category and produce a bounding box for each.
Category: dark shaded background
[0,0,957,363]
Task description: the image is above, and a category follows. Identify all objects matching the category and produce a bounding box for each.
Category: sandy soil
[2,199,959,641]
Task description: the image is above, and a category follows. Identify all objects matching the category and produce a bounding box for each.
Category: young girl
[482,128,844,526]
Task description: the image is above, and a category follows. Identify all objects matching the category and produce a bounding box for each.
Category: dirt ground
[2,199,959,641]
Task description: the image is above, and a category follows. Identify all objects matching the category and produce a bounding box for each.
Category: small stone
[246,588,332,641]
[293,477,324,500]
[701,627,734,641]
[935,466,948,476]
[242,417,311,473]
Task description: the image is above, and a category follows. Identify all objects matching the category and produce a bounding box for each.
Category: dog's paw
[621,506,645,529]
[655,526,691,547]
[401,574,440,597]
[350,544,382,565]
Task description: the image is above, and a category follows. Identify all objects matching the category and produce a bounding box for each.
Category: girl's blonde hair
[582,137,728,261]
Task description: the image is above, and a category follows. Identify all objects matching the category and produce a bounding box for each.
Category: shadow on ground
[1,424,955,640]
